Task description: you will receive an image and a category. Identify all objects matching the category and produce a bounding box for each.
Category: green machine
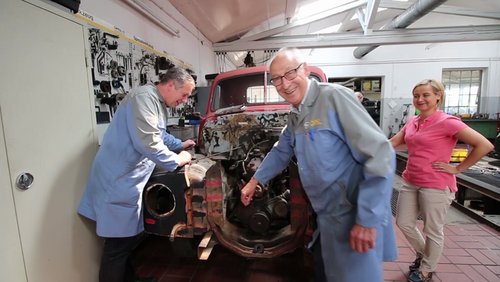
[461,119,498,140]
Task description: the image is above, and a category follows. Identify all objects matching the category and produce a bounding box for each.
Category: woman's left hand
[432,161,459,174]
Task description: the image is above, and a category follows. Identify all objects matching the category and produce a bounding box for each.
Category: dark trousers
[311,234,327,282]
[99,233,145,282]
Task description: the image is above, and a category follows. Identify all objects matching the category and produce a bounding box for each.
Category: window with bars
[442,69,482,115]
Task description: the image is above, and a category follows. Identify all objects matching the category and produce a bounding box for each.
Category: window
[442,69,482,115]
[247,85,283,103]
[212,71,324,111]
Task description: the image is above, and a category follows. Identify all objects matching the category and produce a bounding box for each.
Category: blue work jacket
[254,80,397,281]
[78,83,183,237]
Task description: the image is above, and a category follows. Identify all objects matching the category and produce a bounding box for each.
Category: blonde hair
[412,79,445,108]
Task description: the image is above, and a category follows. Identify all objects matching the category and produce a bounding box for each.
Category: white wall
[80,0,216,86]
[216,41,499,135]
[304,41,500,134]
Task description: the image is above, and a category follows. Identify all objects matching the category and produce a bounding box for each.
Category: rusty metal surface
[202,160,312,258]
[202,112,288,159]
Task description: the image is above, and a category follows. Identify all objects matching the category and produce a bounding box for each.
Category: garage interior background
[1,1,499,281]
[75,0,500,139]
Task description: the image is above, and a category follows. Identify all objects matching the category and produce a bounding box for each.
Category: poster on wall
[362,80,372,92]
[372,80,380,92]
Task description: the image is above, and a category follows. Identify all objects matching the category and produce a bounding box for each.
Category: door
[0,0,101,281]
[0,107,26,281]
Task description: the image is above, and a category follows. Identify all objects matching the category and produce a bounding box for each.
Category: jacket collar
[292,79,320,125]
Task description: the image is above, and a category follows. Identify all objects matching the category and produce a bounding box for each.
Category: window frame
[442,68,483,115]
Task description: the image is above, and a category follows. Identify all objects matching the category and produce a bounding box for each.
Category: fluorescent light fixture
[123,0,180,37]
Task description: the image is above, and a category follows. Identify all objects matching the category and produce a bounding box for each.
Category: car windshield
[211,72,284,111]
[211,71,323,112]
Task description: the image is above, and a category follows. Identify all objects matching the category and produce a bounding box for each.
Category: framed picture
[362,80,372,92]
[372,80,380,92]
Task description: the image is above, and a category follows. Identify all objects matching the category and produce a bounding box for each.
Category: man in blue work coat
[241,48,397,282]
[78,67,195,282]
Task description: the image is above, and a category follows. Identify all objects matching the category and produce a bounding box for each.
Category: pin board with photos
[76,11,196,125]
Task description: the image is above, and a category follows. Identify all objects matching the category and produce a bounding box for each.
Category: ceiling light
[123,0,180,37]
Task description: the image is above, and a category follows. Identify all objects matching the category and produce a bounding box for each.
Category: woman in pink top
[390,79,493,282]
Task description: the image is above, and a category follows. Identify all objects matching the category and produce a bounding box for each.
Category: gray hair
[159,67,195,89]
[267,47,307,67]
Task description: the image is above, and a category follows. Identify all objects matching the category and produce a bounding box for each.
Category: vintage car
[142,65,327,259]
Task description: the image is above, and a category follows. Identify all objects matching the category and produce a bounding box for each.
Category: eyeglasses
[270,63,304,86]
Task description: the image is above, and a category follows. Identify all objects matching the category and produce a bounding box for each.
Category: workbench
[395,151,500,230]
[461,118,498,139]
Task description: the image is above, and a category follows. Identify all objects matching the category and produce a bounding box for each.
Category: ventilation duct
[353,0,447,59]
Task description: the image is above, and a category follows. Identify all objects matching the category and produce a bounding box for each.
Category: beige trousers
[396,180,455,272]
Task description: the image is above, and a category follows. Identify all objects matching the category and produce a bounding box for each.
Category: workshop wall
[215,40,500,137]
[83,24,186,120]
[79,0,499,139]
[78,0,216,142]
[306,41,500,137]
[79,0,216,86]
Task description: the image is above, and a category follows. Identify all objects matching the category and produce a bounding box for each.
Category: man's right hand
[178,150,192,166]
[182,139,196,150]
[240,177,258,206]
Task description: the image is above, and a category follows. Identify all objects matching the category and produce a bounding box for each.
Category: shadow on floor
[132,235,315,282]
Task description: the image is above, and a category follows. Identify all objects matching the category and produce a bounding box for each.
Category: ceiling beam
[379,0,500,20]
[284,0,298,23]
[338,9,358,32]
[236,0,366,42]
[354,0,447,59]
[213,25,500,52]
[358,0,381,34]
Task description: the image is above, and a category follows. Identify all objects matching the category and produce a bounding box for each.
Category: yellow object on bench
[450,148,468,163]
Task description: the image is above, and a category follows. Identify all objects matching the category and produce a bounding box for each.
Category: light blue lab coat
[78,83,183,237]
[254,80,397,282]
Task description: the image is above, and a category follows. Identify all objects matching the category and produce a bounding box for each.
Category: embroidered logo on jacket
[304,119,322,141]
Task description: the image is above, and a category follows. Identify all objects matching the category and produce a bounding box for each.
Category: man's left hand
[349,224,376,253]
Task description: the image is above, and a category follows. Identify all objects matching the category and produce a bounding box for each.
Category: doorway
[329,76,382,125]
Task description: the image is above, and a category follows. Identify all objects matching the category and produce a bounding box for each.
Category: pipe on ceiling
[353,0,447,59]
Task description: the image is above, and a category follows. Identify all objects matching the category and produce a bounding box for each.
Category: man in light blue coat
[241,48,397,281]
[78,67,195,282]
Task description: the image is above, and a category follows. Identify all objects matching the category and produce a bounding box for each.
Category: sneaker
[408,271,433,282]
[409,255,422,272]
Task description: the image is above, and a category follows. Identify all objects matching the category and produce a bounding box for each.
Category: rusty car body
[143,65,327,259]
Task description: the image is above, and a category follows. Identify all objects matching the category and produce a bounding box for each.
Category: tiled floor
[132,175,500,282]
[384,218,500,282]
[132,218,500,282]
